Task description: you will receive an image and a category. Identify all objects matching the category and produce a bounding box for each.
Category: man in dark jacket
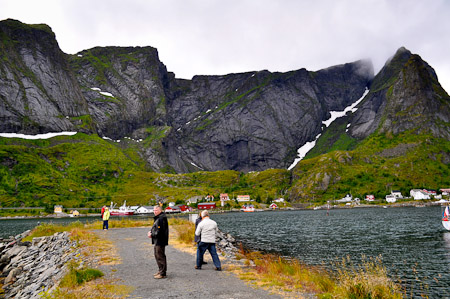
[148,205,169,279]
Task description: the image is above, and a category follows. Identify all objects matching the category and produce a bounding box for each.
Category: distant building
[237,195,250,202]
[54,205,63,213]
[336,194,352,203]
[385,195,396,203]
[71,210,79,216]
[269,203,278,209]
[391,190,403,199]
[165,206,181,213]
[186,196,202,205]
[410,189,430,200]
[220,194,229,201]
[365,195,375,201]
[198,202,216,210]
[204,195,214,202]
[274,198,285,203]
[440,188,450,195]
[135,206,154,214]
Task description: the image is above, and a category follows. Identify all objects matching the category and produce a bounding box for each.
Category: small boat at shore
[240,204,255,212]
[442,206,450,231]
[110,201,134,216]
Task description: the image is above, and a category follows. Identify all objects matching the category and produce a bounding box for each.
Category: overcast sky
[1,0,450,92]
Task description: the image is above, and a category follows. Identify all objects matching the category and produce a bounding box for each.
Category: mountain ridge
[1,19,449,174]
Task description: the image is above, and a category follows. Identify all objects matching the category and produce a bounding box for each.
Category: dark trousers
[103,220,108,230]
[154,245,167,276]
[196,242,221,269]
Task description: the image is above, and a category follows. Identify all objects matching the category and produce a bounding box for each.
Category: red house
[198,202,216,210]
[177,205,192,212]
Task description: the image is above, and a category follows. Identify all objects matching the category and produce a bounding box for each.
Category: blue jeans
[103,220,108,230]
[196,242,221,269]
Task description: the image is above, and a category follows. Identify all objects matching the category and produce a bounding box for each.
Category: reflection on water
[212,206,450,298]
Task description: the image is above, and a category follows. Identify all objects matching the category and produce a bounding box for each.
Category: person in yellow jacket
[103,207,110,230]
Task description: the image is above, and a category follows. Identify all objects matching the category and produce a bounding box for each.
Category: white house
[186,196,202,205]
[237,195,250,202]
[410,189,430,200]
[385,194,396,203]
[274,198,285,203]
[336,194,352,203]
[391,190,403,199]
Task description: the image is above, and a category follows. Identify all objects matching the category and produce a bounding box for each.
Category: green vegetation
[0,127,449,211]
[235,248,401,298]
[289,131,449,202]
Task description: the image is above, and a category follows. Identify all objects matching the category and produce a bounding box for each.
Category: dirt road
[95,227,282,299]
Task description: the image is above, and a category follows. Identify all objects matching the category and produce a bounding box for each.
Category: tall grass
[169,217,195,244]
[330,255,402,299]
[237,247,402,298]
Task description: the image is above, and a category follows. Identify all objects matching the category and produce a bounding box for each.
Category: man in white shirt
[194,210,222,270]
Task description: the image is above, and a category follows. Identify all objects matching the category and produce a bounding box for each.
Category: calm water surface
[213,206,450,298]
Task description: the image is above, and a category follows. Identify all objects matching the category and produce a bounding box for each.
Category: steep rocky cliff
[165,62,373,172]
[0,19,90,133]
[5,19,447,174]
[350,47,450,139]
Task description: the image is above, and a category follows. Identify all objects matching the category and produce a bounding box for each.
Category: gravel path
[95,227,282,299]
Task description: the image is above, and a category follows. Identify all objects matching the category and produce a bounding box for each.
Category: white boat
[442,206,450,231]
[240,204,255,212]
[110,201,134,216]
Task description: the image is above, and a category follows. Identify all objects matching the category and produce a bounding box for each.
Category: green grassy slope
[0,134,290,208]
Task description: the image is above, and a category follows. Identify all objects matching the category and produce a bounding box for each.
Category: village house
[385,194,396,203]
[186,196,202,205]
[336,194,352,203]
[269,203,278,209]
[237,195,250,202]
[424,189,437,196]
[165,205,181,213]
[220,193,229,201]
[391,190,403,199]
[410,189,430,200]
[273,198,285,203]
[440,188,450,195]
[204,195,214,202]
[365,195,375,201]
[198,202,216,210]
[54,205,63,214]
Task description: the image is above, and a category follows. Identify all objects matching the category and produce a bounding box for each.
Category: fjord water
[213,206,450,298]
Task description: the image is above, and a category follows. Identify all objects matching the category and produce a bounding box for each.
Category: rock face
[2,20,448,173]
[0,19,89,134]
[350,47,450,139]
[0,231,79,299]
[166,63,372,172]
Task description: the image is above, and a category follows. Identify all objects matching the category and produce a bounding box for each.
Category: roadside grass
[234,247,403,299]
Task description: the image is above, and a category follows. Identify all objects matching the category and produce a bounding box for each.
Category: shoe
[195,266,201,270]
[215,267,222,271]
[153,272,160,277]
[202,261,208,265]
[154,273,167,279]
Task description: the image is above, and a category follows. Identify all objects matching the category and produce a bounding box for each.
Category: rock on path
[95,227,281,299]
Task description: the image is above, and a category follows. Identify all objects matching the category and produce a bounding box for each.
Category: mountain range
[0,19,449,206]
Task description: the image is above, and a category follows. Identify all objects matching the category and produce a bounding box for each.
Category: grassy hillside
[288,131,450,203]
[0,134,290,208]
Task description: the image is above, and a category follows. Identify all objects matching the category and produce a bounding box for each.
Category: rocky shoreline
[0,231,79,299]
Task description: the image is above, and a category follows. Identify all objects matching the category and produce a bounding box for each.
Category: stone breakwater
[0,231,79,299]
[216,229,239,257]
